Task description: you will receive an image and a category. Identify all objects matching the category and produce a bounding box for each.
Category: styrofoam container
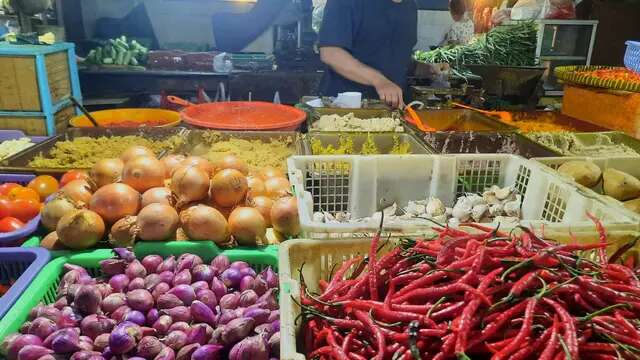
[288,154,640,238]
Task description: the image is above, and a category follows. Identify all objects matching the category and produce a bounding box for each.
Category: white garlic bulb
[426,197,445,217]
[471,204,489,222]
[503,200,521,217]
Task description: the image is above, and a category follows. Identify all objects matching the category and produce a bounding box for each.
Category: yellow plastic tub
[69,108,181,128]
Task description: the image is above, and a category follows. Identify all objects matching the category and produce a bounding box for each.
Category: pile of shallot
[0,248,280,360]
[40,145,301,250]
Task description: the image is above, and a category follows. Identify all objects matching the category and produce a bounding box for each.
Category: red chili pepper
[615,310,640,339]
[475,300,528,345]
[433,334,457,360]
[430,301,466,322]
[392,271,448,299]
[511,322,554,360]
[352,310,385,360]
[544,298,579,360]
[539,316,560,360]
[509,270,541,297]
[579,342,617,353]
[586,212,608,265]
[573,293,597,312]
[368,229,382,301]
[491,297,537,360]
[392,282,491,305]
[321,256,364,301]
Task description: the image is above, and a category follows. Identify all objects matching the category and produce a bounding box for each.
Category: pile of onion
[141,187,173,207]
[41,194,83,231]
[161,154,185,179]
[215,155,249,175]
[135,204,179,241]
[271,196,300,237]
[0,249,280,360]
[264,177,291,199]
[181,156,214,176]
[61,179,93,204]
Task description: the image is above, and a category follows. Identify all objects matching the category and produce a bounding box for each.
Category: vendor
[317,0,417,108]
[441,0,475,46]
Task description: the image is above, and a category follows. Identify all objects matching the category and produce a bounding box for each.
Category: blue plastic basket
[0,247,50,320]
[624,41,640,73]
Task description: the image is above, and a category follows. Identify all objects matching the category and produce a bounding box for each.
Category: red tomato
[27,175,59,201]
[8,186,40,202]
[0,183,20,196]
[60,170,89,187]
[0,217,25,233]
[10,199,40,222]
[0,197,11,219]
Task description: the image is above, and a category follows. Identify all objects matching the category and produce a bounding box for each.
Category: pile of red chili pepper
[297,219,640,360]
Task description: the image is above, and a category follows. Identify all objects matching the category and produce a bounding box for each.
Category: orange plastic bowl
[70,108,181,128]
[180,102,306,131]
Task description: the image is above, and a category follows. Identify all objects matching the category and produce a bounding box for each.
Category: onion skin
[136,204,179,241]
[179,205,229,244]
[259,167,284,180]
[163,331,187,351]
[191,344,224,360]
[141,255,163,274]
[271,196,300,237]
[210,169,248,208]
[90,158,124,188]
[89,183,141,224]
[141,187,173,208]
[127,289,154,312]
[123,156,166,193]
[17,345,53,360]
[250,196,274,227]
[41,195,82,232]
[74,285,102,315]
[101,293,126,314]
[171,165,210,207]
[228,207,266,246]
[121,146,155,163]
[40,231,65,251]
[108,215,138,248]
[57,210,105,250]
[61,180,93,205]
[162,154,186,179]
[154,346,175,360]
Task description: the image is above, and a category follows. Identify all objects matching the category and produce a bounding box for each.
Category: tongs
[451,102,513,123]
[403,101,436,132]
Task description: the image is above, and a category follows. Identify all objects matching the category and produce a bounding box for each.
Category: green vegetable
[414,21,537,78]
[115,50,125,65]
[95,47,103,63]
[123,51,133,66]
[103,58,114,64]
[83,36,149,67]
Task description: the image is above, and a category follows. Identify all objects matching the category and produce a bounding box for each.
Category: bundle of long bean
[415,22,537,77]
[298,218,640,359]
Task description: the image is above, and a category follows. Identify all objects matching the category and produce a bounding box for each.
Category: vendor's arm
[318,0,404,108]
[319,47,404,108]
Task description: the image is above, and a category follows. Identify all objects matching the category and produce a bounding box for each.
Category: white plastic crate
[288,154,640,238]
[535,156,640,220]
[278,230,640,360]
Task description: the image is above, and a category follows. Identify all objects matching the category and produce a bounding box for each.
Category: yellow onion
[90,158,124,188]
[264,177,291,199]
[56,210,105,250]
[179,205,229,244]
[259,167,284,180]
[122,156,166,193]
[141,187,173,207]
[61,180,93,204]
[246,176,266,197]
[89,183,141,224]
[162,154,186,178]
[250,196,274,227]
[120,145,155,163]
[271,196,300,237]
[181,156,214,176]
[136,204,179,241]
[41,194,83,231]
[216,155,249,175]
[228,207,266,246]
[211,169,248,208]
[171,165,210,207]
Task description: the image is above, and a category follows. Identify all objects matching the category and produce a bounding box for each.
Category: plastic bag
[312,5,324,34]
[540,0,576,19]
[511,0,545,20]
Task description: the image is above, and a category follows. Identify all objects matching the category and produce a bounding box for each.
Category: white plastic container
[288,154,640,239]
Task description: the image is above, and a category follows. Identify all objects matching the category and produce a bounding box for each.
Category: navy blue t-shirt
[318,0,418,99]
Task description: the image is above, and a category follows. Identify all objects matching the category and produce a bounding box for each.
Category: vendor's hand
[374,78,404,108]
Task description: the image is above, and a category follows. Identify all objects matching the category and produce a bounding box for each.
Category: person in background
[317,0,418,108]
[442,0,475,46]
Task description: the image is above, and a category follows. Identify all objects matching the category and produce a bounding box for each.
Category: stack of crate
[0,42,81,135]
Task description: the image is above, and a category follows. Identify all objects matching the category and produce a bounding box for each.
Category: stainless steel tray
[407,109,517,132]
[0,127,188,175]
[306,108,402,133]
[302,132,432,155]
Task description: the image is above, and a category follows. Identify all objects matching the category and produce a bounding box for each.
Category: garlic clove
[426,197,445,217]
[471,204,489,222]
[495,186,512,201]
[489,204,504,217]
[503,200,521,217]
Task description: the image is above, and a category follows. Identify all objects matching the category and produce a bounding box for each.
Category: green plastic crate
[0,244,278,341]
